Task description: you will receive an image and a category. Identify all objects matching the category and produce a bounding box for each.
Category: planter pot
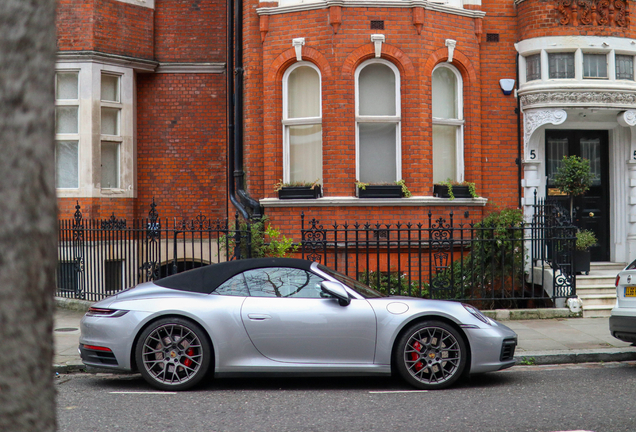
[278,185,321,199]
[433,184,473,199]
[358,185,403,198]
[573,250,591,275]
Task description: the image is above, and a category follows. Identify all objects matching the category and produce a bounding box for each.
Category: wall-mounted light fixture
[499,79,515,96]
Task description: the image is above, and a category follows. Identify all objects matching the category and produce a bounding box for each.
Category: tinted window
[626,260,636,270]
[214,273,249,296]
[243,267,325,298]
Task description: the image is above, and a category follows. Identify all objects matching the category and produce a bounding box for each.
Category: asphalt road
[55,362,636,432]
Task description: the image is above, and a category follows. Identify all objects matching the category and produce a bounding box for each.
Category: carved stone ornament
[524,109,567,150]
[556,0,629,28]
[521,91,636,109]
[618,110,636,127]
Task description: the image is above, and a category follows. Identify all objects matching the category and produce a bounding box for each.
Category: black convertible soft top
[154,258,315,294]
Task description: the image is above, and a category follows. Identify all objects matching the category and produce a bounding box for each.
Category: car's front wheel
[135,317,211,391]
[395,320,466,390]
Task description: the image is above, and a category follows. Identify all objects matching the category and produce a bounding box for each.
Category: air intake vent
[486,33,500,42]
[370,20,385,30]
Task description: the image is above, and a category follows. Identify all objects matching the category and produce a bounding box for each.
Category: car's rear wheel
[395,320,466,390]
[135,317,211,391]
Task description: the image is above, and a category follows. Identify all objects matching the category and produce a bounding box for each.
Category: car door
[240,267,377,364]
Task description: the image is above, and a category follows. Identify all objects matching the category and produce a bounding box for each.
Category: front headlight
[85,307,129,318]
[462,304,492,325]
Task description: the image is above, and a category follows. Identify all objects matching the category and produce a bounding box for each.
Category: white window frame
[100,73,123,190]
[54,61,136,198]
[548,52,576,79]
[615,53,635,81]
[281,61,322,184]
[55,71,81,189]
[582,52,609,79]
[432,63,465,183]
[354,58,402,183]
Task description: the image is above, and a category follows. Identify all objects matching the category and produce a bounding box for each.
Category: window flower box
[433,181,478,200]
[433,184,472,199]
[357,184,403,198]
[278,185,322,200]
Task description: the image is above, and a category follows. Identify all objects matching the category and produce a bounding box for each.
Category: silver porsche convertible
[80,258,517,391]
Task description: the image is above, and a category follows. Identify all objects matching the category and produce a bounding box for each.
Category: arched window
[432,64,464,183]
[355,59,401,183]
[282,62,322,184]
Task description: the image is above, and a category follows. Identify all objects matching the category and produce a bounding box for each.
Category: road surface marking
[369,390,428,394]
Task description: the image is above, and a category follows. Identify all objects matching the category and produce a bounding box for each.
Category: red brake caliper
[183,348,194,368]
[411,341,423,371]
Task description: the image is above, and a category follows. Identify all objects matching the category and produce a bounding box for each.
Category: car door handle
[247,314,271,321]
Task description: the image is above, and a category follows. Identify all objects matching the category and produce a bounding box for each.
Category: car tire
[395,320,467,390]
[135,317,212,391]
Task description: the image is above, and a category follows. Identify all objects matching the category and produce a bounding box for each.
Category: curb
[53,363,87,374]
[482,308,582,321]
[515,348,636,366]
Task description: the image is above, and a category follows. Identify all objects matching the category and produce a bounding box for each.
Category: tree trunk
[0,1,58,431]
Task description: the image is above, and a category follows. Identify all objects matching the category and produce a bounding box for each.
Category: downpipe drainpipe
[516,53,523,209]
[227,0,262,220]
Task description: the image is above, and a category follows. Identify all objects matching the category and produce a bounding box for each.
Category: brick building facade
[55,0,636,265]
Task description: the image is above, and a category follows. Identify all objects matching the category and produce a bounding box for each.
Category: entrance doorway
[545,130,609,261]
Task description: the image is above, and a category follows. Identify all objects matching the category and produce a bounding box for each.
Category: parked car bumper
[609,314,636,344]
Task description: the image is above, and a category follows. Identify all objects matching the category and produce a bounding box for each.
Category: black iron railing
[57,201,253,301]
[300,205,576,309]
[57,196,578,308]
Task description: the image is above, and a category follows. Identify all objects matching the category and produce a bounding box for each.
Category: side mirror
[320,281,351,306]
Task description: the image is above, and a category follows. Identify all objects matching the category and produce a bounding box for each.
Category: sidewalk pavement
[52,300,636,373]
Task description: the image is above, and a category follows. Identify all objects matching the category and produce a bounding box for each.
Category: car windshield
[317,264,385,299]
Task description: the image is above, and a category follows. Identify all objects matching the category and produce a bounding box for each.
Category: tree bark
[0,1,58,431]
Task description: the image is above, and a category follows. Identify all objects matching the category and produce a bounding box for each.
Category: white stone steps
[577,285,617,295]
[579,294,617,306]
[582,304,613,318]
[577,263,623,318]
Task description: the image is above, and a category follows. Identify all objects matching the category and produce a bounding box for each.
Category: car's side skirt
[215,364,391,378]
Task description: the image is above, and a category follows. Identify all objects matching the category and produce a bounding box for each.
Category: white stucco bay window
[517,36,636,88]
[55,58,137,198]
[432,63,464,184]
[282,62,322,184]
[355,59,401,183]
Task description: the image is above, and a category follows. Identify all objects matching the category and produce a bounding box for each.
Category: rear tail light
[616,275,621,287]
[83,344,113,352]
[85,307,128,318]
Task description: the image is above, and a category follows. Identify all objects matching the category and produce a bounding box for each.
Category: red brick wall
[250,6,484,200]
[94,0,154,59]
[517,0,634,40]
[242,3,506,227]
[137,73,228,221]
[264,205,486,243]
[56,0,95,51]
[154,0,227,62]
[56,0,154,59]
[57,198,137,221]
[479,0,521,210]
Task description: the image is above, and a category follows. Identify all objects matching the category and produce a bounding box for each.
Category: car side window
[243,267,325,298]
[627,260,636,270]
[213,273,249,296]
